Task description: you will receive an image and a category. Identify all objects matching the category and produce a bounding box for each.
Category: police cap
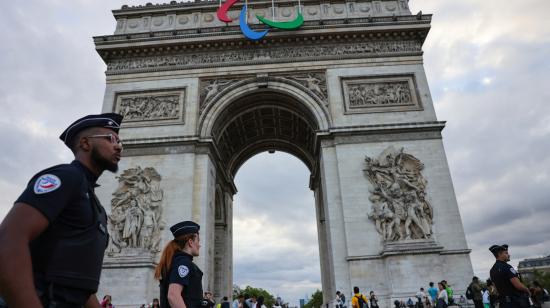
[170,221,200,238]
[59,113,123,148]
[489,244,508,256]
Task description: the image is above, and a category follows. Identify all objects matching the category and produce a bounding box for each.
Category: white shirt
[438,289,448,304]
[482,290,490,304]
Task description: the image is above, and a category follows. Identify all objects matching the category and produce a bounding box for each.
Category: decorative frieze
[286,73,328,105]
[342,75,421,113]
[200,79,240,114]
[107,166,165,257]
[364,146,433,242]
[114,89,185,126]
[106,40,422,74]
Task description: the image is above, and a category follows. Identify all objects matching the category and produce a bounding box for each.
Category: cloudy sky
[1,0,550,306]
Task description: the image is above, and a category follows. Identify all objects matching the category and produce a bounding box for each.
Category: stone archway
[201,79,333,300]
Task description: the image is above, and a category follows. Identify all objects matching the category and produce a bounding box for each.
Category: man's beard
[91,147,119,173]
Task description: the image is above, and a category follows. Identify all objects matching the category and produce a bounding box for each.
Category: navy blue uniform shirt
[16,160,109,305]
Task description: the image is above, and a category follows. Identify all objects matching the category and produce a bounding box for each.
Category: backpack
[355,295,367,308]
[465,285,474,300]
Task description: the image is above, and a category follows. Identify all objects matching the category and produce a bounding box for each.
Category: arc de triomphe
[93,0,474,306]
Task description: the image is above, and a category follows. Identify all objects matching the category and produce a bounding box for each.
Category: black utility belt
[499,295,529,308]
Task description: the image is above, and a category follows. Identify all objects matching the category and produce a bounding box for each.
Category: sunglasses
[86,133,123,146]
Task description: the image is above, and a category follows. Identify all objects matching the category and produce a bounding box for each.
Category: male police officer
[489,244,531,308]
[0,113,123,307]
[156,221,204,308]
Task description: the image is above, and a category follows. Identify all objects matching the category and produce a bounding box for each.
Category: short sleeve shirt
[490,260,521,297]
[15,161,94,226]
[169,252,194,287]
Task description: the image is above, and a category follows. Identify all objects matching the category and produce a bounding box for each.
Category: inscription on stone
[364,146,433,242]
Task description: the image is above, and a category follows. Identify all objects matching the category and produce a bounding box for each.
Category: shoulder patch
[34,174,62,194]
[510,267,518,275]
[178,265,189,278]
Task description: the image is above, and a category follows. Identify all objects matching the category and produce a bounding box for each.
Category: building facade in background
[92,0,474,306]
[518,255,550,281]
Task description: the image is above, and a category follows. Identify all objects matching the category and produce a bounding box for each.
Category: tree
[236,285,277,308]
[526,270,550,290]
[304,290,323,308]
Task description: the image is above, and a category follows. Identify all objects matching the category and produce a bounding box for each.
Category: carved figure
[107,166,164,256]
[364,146,433,242]
[118,94,181,121]
[202,79,233,103]
[348,81,412,107]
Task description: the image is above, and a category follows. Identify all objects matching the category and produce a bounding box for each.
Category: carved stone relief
[286,73,328,105]
[115,90,185,126]
[199,79,239,114]
[342,75,421,113]
[106,40,422,73]
[107,166,165,256]
[364,146,433,242]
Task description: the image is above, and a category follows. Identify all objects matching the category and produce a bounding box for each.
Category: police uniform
[489,244,529,308]
[13,113,123,307]
[160,221,204,308]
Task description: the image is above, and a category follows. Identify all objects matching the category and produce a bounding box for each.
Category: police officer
[0,113,123,307]
[155,221,203,308]
[489,244,531,308]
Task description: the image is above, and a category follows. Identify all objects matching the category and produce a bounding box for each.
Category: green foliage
[235,285,276,308]
[528,270,550,289]
[304,290,323,308]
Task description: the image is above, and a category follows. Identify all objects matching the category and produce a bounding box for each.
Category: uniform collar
[72,160,100,186]
[177,251,194,261]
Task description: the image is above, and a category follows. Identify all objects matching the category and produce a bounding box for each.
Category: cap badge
[34,174,62,194]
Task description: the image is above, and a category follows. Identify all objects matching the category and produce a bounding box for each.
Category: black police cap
[489,244,508,255]
[59,113,123,148]
[170,221,200,238]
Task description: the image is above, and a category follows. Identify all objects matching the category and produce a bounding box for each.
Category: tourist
[245,295,256,308]
[336,290,347,308]
[352,287,369,308]
[234,294,244,308]
[489,244,531,308]
[0,113,123,307]
[482,288,490,308]
[101,294,115,307]
[486,279,498,308]
[436,281,448,308]
[204,291,216,308]
[221,296,231,308]
[155,221,203,308]
[152,298,160,308]
[369,291,379,308]
[416,288,427,308]
[256,296,267,308]
[530,281,544,308]
[428,283,438,306]
[469,277,483,308]
[442,281,454,305]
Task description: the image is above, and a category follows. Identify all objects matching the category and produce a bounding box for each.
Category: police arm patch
[33,174,62,194]
[178,265,189,278]
[510,268,518,275]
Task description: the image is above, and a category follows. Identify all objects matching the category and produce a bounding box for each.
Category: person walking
[428,282,438,306]
[369,291,379,308]
[482,288,490,308]
[233,294,244,308]
[489,244,531,308]
[486,279,498,308]
[352,287,369,308]
[256,296,267,308]
[0,113,123,307]
[101,294,115,307]
[436,282,448,308]
[530,281,544,308]
[470,277,484,308]
[155,221,203,308]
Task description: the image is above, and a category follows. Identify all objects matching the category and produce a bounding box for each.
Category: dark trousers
[474,300,484,308]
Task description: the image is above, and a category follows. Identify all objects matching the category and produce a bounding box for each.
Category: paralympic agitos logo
[217,0,304,41]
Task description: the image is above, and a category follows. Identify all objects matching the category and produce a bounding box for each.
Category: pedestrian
[416,288,427,308]
[155,221,203,308]
[489,244,531,308]
[152,297,161,308]
[530,281,544,308]
[204,291,216,308]
[486,279,498,308]
[256,296,267,308]
[442,281,454,305]
[469,277,483,308]
[101,294,115,307]
[336,290,347,308]
[0,113,123,307]
[336,291,343,308]
[221,296,231,308]
[436,281,448,308]
[482,288,490,308]
[369,291,379,308]
[233,294,244,308]
[352,287,369,308]
[428,283,439,306]
[245,295,256,308]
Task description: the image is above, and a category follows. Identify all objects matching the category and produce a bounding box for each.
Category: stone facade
[93,1,473,307]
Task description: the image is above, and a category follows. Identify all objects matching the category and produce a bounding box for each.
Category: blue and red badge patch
[33,174,62,194]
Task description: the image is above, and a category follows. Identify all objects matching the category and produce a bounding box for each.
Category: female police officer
[155,221,203,308]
